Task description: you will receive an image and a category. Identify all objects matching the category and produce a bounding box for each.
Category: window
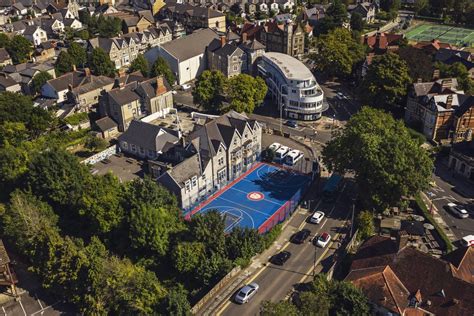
[130,144,136,152]
[218,157,224,165]
[185,180,191,192]
[202,174,206,180]
[121,141,128,149]
[128,104,132,109]
[191,176,197,187]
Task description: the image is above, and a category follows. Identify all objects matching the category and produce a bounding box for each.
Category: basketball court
[186,163,311,233]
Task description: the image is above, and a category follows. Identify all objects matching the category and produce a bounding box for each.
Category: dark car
[285,120,298,128]
[270,251,291,265]
[291,229,310,244]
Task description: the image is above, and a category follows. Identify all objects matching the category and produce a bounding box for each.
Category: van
[285,149,303,166]
[461,235,474,247]
[275,145,290,161]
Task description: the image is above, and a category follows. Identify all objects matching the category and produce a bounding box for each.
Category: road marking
[30,302,60,316]
[18,300,26,316]
[2,305,7,316]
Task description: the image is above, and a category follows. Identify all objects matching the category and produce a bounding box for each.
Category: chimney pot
[220,35,226,47]
[242,32,247,42]
[84,67,91,77]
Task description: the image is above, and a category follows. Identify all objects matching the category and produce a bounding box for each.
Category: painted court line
[216,196,273,217]
[228,187,282,206]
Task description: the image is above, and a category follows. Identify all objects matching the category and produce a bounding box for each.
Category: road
[427,159,474,241]
[217,182,354,316]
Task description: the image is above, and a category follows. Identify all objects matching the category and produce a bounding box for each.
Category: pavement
[425,158,474,241]
[198,179,355,316]
[91,154,145,182]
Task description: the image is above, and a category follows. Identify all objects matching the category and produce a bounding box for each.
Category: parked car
[285,149,304,166]
[292,229,311,244]
[315,232,331,248]
[336,92,346,100]
[285,120,298,128]
[235,283,259,304]
[446,202,469,219]
[268,142,281,152]
[310,211,325,224]
[270,251,291,265]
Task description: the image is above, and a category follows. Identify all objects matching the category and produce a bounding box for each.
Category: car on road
[268,142,281,152]
[292,229,311,244]
[285,120,298,128]
[285,149,304,166]
[315,232,331,248]
[180,83,192,91]
[235,283,259,304]
[336,92,346,100]
[310,211,325,224]
[446,202,469,219]
[270,251,291,265]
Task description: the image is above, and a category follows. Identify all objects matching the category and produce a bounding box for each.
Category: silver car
[235,282,259,304]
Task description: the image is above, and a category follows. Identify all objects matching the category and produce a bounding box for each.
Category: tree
[130,54,149,76]
[330,280,370,315]
[68,42,87,68]
[32,71,53,94]
[27,148,92,207]
[0,33,9,48]
[225,227,263,261]
[6,35,33,63]
[299,291,331,315]
[124,177,183,256]
[193,70,227,112]
[322,107,433,210]
[361,52,411,110]
[350,12,365,31]
[171,241,206,274]
[356,211,375,240]
[226,74,267,113]
[89,47,116,77]
[55,51,75,76]
[380,0,401,12]
[414,0,429,14]
[151,57,175,86]
[312,28,365,79]
[96,15,122,38]
[260,300,299,316]
[398,46,434,82]
[189,210,227,254]
[84,134,108,152]
[437,62,474,94]
[165,284,191,316]
[326,0,348,26]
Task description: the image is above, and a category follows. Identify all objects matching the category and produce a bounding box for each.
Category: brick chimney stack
[220,35,226,48]
[84,68,91,77]
[242,32,247,42]
[446,94,453,109]
[396,230,409,252]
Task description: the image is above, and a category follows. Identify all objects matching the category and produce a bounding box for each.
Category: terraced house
[88,24,172,69]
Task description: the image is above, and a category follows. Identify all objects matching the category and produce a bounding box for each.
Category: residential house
[269,2,279,14]
[207,36,246,78]
[145,28,219,85]
[33,41,56,63]
[261,20,304,57]
[449,140,474,181]
[63,18,82,30]
[88,25,172,69]
[405,78,474,143]
[414,39,454,56]
[11,2,27,16]
[245,3,256,15]
[277,0,294,11]
[435,48,474,79]
[2,62,56,95]
[118,120,181,159]
[156,111,262,209]
[121,10,154,33]
[95,116,119,139]
[299,5,326,27]
[348,2,377,23]
[76,0,116,6]
[159,3,226,33]
[240,22,264,42]
[41,69,115,107]
[362,32,404,54]
[0,48,12,66]
[23,25,48,46]
[40,18,65,36]
[238,35,265,76]
[100,75,173,131]
[346,235,474,315]
[0,73,21,93]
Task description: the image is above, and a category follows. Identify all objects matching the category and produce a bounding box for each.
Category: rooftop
[263,52,314,80]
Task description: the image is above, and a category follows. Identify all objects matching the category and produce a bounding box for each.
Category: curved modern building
[258,52,327,120]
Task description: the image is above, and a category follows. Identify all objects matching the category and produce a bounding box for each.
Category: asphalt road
[427,160,474,241]
[217,182,354,316]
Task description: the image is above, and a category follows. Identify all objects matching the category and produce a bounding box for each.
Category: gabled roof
[435,48,471,63]
[23,25,41,35]
[160,28,219,61]
[45,70,113,93]
[0,73,18,88]
[118,120,180,153]
[164,3,225,19]
[444,246,474,284]
[239,39,265,51]
[108,83,141,105]
[0,48,11,62]
[95,116,117,132]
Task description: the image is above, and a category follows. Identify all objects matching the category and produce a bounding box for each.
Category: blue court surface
[188,163,310,233]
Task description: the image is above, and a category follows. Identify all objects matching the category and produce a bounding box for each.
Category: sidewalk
[420,192,457,242]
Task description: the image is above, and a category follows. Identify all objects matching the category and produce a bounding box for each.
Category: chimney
[432,69,440,80]
[396,230,409,252]
[441,79,452,91]
[68,84,73,91]
[72,64,77,71]
[446,94,453,109]
[84,67,91,77]
[220,35,226,48]
[155,76,166,95]
[242,32,247,42]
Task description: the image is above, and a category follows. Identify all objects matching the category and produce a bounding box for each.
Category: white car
[235,283,259,304]
[268,142,281,152]
[310,211,325,224]
[275,145,290,161]
[315,232,331,248]
[461,235,474,247]
[336,92,346,100]
[285,149,303,166]
[446,202,469,219]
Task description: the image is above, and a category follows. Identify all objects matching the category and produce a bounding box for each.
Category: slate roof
[412,78,460,97]
[208,40,242,58]
[167,153,202,187]
[0,73,18,88]
[443,246,474,284]
[164,2,225,19]
[0,48,11,62]
[118,120,180,153]
[108,83,141,105]
[160,28,219,61]
[451,140,474,159]
[46,70,113,94]
[239,39,265,51]
[23,25,40,35]
[435,48,471,63]
[95,116,117,132]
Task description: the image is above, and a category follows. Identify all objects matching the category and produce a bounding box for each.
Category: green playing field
[406,24,474,47]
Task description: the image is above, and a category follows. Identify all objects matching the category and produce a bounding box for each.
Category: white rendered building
[258,52,327,121]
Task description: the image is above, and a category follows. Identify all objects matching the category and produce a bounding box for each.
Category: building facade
[449,141,474,181]
[261,21,304,58]
[258,52,326,120]
[159,3,226,33]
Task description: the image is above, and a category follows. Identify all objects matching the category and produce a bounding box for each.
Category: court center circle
[247,191,264,201]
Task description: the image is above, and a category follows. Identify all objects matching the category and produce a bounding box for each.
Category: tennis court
[186,163,311,233]
[406,24,474,47]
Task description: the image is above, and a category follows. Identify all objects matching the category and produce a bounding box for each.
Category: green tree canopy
[312,28,365,78]
[67,42,87,68]
[193,70,227,112]
[151,57,176,86]
[189,210,226,254]
[6,35,33,63]
[171,241,206,274]
[89,47,116,77]
[322,107,433,210]
[226,74,267,113]
[356,210,375,240]
[0,33,9,48]
[398,46,434,82]
[260,300,299,316]
[326,0,348,25]
[55,51,75,76]
[380,0,401,12]
[361,52,411,110]
[350,12,365,31]
[32,71,53,94]
[437,62,474,94]
[165,284,191,316]
[130,54,149,76]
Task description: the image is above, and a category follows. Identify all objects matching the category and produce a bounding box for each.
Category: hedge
[414,194,453,253]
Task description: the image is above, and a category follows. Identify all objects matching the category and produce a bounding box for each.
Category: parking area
[90,154,145,182]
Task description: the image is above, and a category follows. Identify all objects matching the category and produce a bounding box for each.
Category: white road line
[18,300,26,316]
[30,302,60,316]
[2,305,7,316]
